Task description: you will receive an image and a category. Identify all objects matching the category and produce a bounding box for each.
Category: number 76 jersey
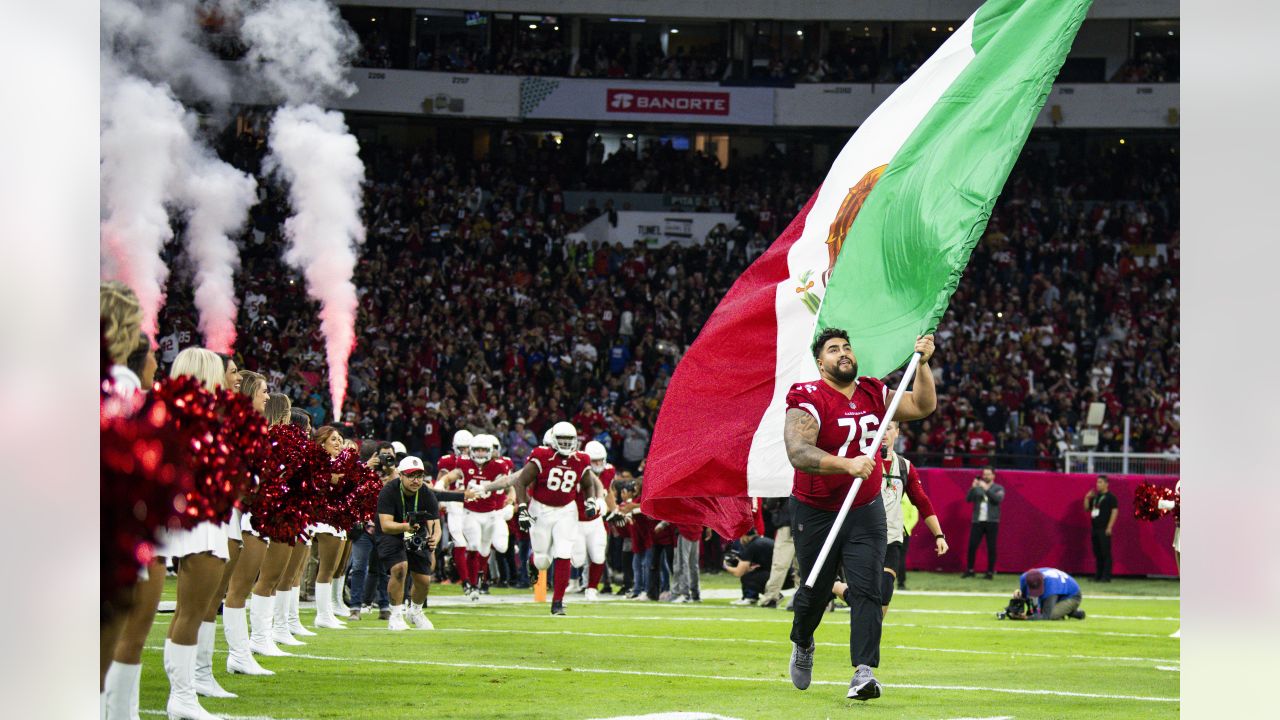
[526,446,593,508]
[786,377,888,512]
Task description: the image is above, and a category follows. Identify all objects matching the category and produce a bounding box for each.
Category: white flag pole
[803,351,922,589]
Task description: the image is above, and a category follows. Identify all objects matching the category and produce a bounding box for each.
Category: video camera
[374,448,398,476]
[405,511,435,558]
[996,596,1035,620]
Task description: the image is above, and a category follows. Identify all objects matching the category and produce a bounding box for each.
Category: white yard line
[584,714,745,720]
[144,646,1178,703]
[426,610,1175,638]
[140,711,308,720]
[146,618,1178,665]
[892,590,1178,601]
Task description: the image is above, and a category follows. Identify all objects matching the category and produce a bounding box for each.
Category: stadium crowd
[157,128,1179,473]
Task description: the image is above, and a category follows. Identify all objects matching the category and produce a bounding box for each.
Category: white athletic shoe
[388,610,409,632]
[469,588,481,602]
[566,578,582,594]
[407,604,434,630]
[584,588,599,602]
[670,594,690,604]
[731,597,758,606]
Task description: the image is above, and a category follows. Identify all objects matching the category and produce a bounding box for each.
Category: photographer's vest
[880,454,913,545]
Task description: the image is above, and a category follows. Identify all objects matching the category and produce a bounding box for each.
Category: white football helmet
[551,421,579,457]
[452,429,474,458]
[471,434,495,465]
[584,440,607,473]
[542,428,555,448]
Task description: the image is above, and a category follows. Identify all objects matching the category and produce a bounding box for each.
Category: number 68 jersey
[526,446,592,507]
[786,377,888,512]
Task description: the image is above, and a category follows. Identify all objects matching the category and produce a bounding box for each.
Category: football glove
[516,504,532,533]
[584,497,601,519]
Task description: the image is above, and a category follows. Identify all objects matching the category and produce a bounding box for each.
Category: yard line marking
[144,646,1179,702]
[145,619,1178,664]
[881,608,1179,622]
[140,711,309,720]
[1156,666,1180,672]
[585,714,744,720]
[426,610,1175,638]
[894,590,1179,601]
[938,716,1013,720]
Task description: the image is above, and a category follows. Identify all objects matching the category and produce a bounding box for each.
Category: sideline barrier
[905,469,1178,577]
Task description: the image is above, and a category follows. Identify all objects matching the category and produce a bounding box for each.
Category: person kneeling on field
[723,529,774,605]
[999,567,1086,620]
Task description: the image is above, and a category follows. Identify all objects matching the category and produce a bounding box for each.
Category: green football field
[139,572,1179,719]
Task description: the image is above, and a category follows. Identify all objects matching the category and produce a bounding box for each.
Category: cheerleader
[151,348,239,720]
[221,388,286,676]
[269,410,320,646]
[310,426,351,629]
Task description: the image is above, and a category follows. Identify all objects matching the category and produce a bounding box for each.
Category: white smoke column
[264,104,365,416]
[239,0,358,104]
[100,70,195,338]
[179,151,257,353]
[101,0,232,105]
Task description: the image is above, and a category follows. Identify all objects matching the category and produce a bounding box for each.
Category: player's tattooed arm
[784,408,872,477]
[477,462,536,495]
[583,467,605,501]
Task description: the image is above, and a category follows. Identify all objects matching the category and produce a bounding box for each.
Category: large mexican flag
[641,0,1092,538]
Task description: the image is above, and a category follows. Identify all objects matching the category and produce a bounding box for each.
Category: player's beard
[829,358,858,384]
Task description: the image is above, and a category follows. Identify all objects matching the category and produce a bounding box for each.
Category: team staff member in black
[1083,475,1119,582]
[783,329,936,702]
[375,456,465,631]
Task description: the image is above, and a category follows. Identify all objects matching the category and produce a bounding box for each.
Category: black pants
[790,496,887,668]
[1090,527,1112,580]
[966,521,999,573]
[741,566,770,598]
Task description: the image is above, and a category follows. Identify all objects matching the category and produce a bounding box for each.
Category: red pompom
[314,449,380,530]
[1133,482,1177,521]
[250,424,332,543]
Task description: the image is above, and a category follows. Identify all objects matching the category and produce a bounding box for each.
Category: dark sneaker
[789,641,815,690]
[550,601,566,616]
[961,570,975,578]
[983,572,994,580]
[1069,609,1086,620]
[378,609,391,621]
[759,598,778,609]
[479,581,491,595]
[847,664,882,701]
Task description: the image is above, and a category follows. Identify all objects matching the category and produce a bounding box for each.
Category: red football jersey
[527,446,591,507]
[437,453,466,493]
[575,463,615,521]
[786,377,888,511]
[458,457,512,513]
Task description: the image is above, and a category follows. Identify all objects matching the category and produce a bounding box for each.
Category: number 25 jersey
[526,446,592,507]
[786,377,888,511]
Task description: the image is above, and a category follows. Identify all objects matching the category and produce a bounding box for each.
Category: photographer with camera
[998,567,1086,621]
[374,456,464,631]
[723,528,774,606]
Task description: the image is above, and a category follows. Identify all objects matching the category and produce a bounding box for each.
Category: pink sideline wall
[905,469,1179,577]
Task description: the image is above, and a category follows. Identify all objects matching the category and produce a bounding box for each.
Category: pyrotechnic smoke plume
[101,0,232,105]
[179,151,258,353]
[264,104,366,416]
[100,69,196,338]
[239,0,359,104]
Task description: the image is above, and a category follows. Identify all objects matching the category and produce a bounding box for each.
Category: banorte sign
[606,88,730,116]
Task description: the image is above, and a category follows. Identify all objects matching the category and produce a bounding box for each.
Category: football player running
[439,434,514,600]
[572,441,617,601]
[436,430,477,595]
[468,421,605,615]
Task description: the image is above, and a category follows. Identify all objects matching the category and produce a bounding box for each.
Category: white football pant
[529,499,578,569]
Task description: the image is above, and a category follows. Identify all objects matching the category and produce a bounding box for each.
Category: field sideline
[139,572,1179,719]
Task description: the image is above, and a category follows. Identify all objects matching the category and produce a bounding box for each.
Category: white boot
[104,661,141,720]
[223,606,272,676]
[286,587,316,637]
[272,592,306,646]
[313,583,346,629]
[193,622,236,698]
[248,594,290,657]
[333,576,351,616]
[163,640,223,720]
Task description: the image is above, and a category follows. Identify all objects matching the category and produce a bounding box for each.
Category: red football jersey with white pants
[436,452,468,540]
[572,463,614,567]
[786,377,888,511]
[461,457,512,554]
[526,447,591,565]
